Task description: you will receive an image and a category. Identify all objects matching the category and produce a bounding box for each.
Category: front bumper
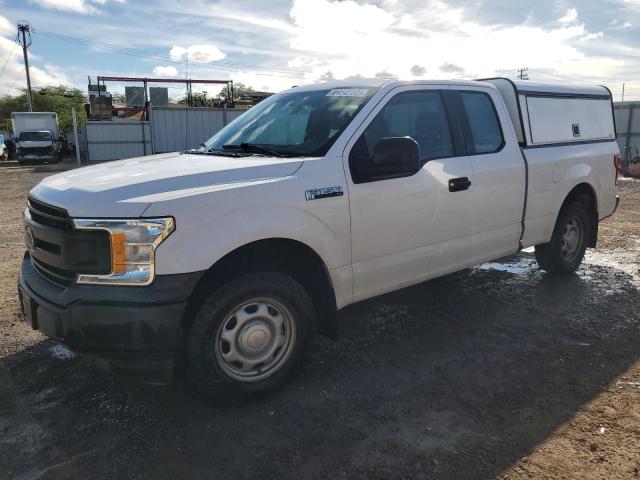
[18,152,57,162]
[18,253,204,384]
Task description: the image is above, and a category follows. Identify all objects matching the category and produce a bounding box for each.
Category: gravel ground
[1,159,639,480]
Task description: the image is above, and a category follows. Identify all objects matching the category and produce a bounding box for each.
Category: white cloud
[0,15,12,36]
[289,0,395,55]
[170,44,225,63]
[230,70,297,93]
[30,0,124,14]
[559,8,578,24]
[582,32,604,41]
[285,0,607,85]
[610,19,633,30]
[152,65,178,77]
[0,14,72,95]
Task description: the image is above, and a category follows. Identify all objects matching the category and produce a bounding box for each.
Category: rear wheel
[535,202,590,274]
[186,271,316,399]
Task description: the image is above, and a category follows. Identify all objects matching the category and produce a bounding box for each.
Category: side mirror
[372,137,420,178]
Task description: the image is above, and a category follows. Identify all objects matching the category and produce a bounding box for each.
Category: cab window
[349,91,454,183]
[459,92,504,154]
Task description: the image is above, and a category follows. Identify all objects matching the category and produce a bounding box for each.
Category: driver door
[344,86,475,302]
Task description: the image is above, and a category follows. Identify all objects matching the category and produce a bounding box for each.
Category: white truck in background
[19,79,620,399]
[12,112,61,164]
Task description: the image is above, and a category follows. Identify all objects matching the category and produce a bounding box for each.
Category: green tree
[219,82,255,101]
[0,85,87,134]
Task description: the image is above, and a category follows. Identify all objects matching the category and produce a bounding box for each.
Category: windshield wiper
[183,148,247,157]
[223,143,286,158]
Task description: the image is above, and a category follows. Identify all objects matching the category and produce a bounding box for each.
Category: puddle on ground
[475,238,639,286]
[476,256,537,276]
[49,344,76,360]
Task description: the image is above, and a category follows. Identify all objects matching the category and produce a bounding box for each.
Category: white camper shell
[484,79,616,147]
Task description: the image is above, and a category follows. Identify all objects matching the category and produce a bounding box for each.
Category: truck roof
[281,78,611,98]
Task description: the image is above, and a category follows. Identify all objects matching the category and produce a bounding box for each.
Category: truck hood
[30,152,304,217]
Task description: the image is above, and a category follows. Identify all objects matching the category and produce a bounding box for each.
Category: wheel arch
[559,182,599,247]
[181,238,339,341]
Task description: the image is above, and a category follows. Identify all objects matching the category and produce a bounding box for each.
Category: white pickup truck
[18,79,620,397]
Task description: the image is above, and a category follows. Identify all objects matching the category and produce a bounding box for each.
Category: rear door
[453,87,526,263]
[344,85,475,302]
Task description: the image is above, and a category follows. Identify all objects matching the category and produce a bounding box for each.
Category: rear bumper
[18,253,204,384]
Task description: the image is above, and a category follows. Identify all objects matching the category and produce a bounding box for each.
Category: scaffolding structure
[94,76,235,114]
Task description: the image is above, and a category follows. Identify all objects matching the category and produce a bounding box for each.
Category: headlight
[73,217,174,286]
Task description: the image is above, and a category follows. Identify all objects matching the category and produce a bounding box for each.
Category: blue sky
[1,0,639,100]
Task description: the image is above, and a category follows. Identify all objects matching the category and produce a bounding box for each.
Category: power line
[35,30,306,79]
[0,43,17,81]
[6,68,25,96]
[526,68,570,82]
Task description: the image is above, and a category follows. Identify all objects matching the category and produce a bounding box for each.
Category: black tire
[186,271,316,399]
[535,202,590,274]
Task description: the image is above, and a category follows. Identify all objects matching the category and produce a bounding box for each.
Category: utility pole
[17,22,33,112]
[622,83,625,102]
[517,68,529,81]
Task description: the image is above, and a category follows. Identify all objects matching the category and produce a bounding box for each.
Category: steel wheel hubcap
[561,216,583,262]
[214,297,296,382]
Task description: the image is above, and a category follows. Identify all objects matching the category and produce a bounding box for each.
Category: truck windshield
[203,87,377,157]
[19,131,52,142]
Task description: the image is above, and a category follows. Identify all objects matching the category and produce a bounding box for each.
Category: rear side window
[460,92,503,154]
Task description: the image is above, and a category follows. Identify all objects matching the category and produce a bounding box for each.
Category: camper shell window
[481,78,616,148]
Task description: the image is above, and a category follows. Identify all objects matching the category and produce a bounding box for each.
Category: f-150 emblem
[305,186,344,201]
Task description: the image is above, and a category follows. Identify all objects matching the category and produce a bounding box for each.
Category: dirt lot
[1,160,639,480]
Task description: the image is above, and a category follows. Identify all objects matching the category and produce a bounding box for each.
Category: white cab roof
[279,79,492,95]
[280,79,611,98]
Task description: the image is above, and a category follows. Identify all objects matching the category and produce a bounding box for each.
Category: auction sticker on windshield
[326,88,370,97]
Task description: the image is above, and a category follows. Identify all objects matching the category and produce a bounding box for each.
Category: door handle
[449,177,472,192]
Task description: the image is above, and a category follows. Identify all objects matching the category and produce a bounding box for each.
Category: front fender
[153,205,350,277]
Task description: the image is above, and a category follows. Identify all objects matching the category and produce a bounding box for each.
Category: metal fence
[614,102,640,169]
[85,121,152,162]
[83,107,246,163]
[151,107,245,153]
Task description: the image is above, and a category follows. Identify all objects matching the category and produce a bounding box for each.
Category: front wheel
[186,272,316,399]
[535,202,590,274]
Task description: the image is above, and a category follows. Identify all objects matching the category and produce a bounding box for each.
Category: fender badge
[305,186,344,201]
